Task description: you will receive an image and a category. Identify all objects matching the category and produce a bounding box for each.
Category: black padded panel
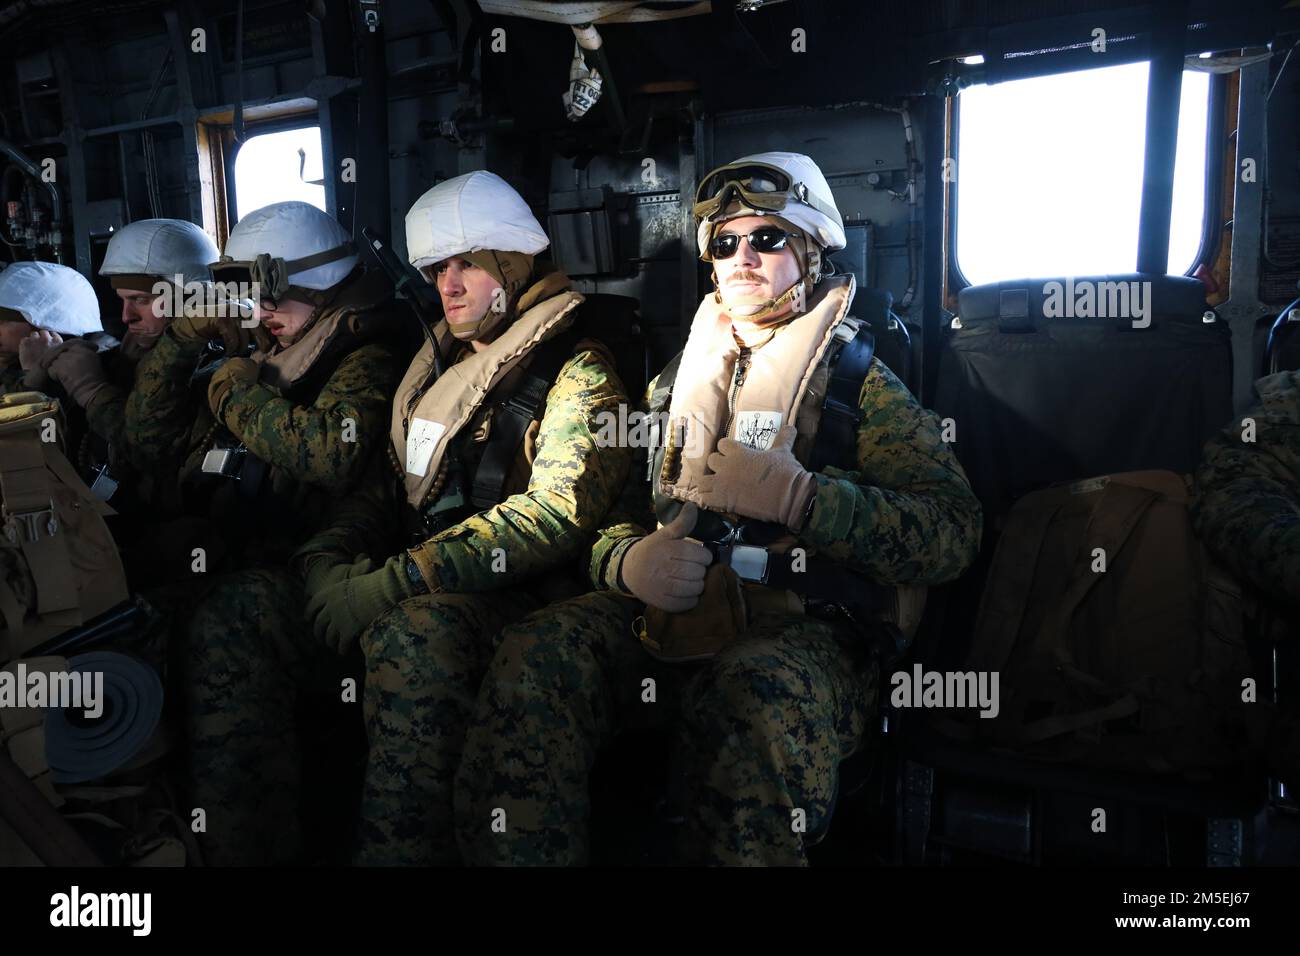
[935,275,1230,515]
[957,274,1210,331]
[575,293,646,398]
[853,287,915,393]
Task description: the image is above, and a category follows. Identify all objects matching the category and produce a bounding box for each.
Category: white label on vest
[406,418,448,477]
[734,411,783,450]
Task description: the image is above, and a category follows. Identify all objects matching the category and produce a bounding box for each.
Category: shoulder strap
[649,351,682,416]
[809,320,874,472]
[469,326,581,510]
[649,351,685,520]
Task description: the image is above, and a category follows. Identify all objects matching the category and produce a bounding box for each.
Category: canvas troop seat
[888,273,1273,866]
[933,274,1231,517]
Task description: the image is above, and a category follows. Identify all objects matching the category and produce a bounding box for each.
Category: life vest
[650,274,872,537]
[390,270,583,512]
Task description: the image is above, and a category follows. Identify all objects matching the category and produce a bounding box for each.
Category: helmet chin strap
[445,250,535,341]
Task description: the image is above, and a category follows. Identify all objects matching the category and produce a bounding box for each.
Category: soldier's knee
[491,605,615,699]
[686,650,803,739]
[359,593,481,673]
[186,569,289,657]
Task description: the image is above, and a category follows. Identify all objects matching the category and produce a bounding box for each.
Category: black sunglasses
[709,226,793,260]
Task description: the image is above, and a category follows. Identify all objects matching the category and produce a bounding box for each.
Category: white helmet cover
[221,201,358,291]
[99,219,220,286]
[405,171,549,271]
[0,261,102,336]
[695,150,846,255]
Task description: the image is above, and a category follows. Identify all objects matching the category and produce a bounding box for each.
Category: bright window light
[956,63,1211,284]
[233,126,326,220]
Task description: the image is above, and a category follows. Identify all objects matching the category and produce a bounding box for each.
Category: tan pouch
[635,563,748,663]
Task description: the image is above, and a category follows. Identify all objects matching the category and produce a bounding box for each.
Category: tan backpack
[0,391,129,662]
[937,470,1257,776]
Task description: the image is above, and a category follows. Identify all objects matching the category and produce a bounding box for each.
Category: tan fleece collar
[257,272,390,391]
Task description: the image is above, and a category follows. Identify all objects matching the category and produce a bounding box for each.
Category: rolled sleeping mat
[43,651,164,784]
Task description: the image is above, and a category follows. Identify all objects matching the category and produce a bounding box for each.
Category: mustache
[727,271,767,284]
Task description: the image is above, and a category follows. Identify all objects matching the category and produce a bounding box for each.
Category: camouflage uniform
[77,339,144,466]
[0,355,23,397]
[294,335,631,865]
[178,566,353,866]
[137,280,407,865]
[1194,369,1300,602]
[456,356,983,865]
[123,289,406,572]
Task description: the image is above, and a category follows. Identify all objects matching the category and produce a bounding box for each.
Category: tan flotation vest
[391,272,583,509]
[257,271,393,392]
[660,274,855,508]
[0,393,128,662]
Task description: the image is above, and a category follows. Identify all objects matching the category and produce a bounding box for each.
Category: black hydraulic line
[354,0,391,243]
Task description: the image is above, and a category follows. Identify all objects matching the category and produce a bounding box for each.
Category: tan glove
[169,303,253,356]
[695,424,817,532]
[207,357,260,419]
[18,330,62,389]
[617,502,712,613]
[45,340,111,409]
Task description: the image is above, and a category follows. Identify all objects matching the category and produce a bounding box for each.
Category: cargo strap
[0,435,77,621]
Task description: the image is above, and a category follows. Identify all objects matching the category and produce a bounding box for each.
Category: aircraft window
[955,63,1210,284]
[232,125,327,220]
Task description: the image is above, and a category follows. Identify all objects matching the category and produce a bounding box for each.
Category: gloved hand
[207,357,260,418]
[120,329,162,362]
[169,305,252,356]
[18,329,62,389]
[306,553,421,655]
[302,552,377,602]
[45,340,111,409]
[617,502,712,613]
[695,425,817,532]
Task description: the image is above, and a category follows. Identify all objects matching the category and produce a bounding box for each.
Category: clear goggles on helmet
[692,160,839,226]
[211,241,353,307]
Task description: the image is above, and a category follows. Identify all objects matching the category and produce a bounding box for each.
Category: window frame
[225,115,327,227]
[945,66,1227,294]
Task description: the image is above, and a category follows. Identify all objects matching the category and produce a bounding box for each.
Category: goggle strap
[280,240,355,274]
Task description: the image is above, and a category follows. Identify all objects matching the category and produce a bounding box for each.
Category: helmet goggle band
[211,241,354,306]
[692,161,839,227]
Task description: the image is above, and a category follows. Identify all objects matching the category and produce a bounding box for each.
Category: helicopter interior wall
[4,0,1291,369]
